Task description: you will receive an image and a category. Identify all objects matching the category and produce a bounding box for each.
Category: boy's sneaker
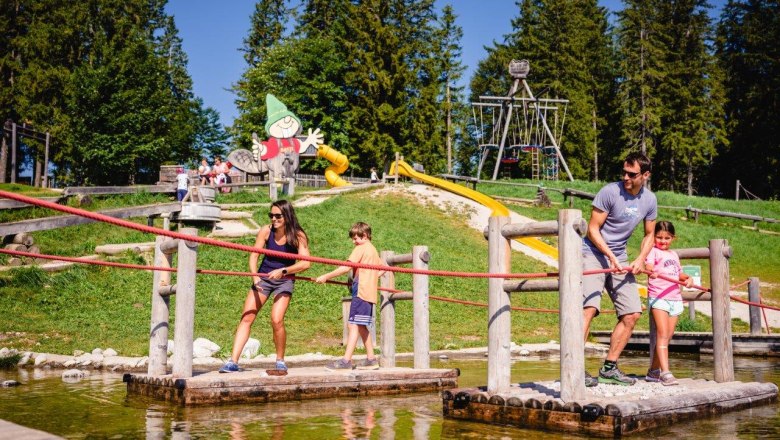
[356,358,380,370]
[645,368,662,383]
[325,359,354,371]
[584,371,599,387]
[598,366,637,385]
[218,360,239,373]
[660,371,679,386]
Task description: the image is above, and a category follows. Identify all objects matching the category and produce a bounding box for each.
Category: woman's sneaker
[598,366,637,385]
[660,371,679,386]
[325,359,354,371]
[218,360,239,373]
[645,368,662,382]
[356,358,380,370]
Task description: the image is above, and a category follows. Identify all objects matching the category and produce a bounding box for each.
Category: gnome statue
[228,94,323,181]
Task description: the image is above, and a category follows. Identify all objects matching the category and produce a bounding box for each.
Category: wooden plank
[63,185,175,196]
[0,203,181,236]
[0,196,65,210]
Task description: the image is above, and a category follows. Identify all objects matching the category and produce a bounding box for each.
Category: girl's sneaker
[660,371,679,386]
[219,360,239,373]
[645,368,662,382]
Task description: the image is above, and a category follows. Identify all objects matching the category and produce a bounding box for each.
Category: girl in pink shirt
[644,221,693,386]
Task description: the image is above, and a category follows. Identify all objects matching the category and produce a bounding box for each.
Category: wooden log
[675,248,710,259]
[413,246,430,369]
[681,291,711,301]
[503,278,558,292]
[500,220,560,238]
[6,257,23,266]
[94,242,156,255]
[158,284,177,297]
[160,238,180,255]
[379,250,396,368]
[558,209,585,402]
[22,245,39,264]
[487,215,511,393]
[172,228,198,378]
[148,235,172,376]
[384,252,412,265]
[3,243,27,251]
[709,239,734,382]
[10,233,34,246]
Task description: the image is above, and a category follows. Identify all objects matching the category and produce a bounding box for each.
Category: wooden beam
[0,203,181,236]
[0,196,67,210]
[63,185,175,196]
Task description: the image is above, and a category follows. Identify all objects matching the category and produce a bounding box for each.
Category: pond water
[1,354,778,439]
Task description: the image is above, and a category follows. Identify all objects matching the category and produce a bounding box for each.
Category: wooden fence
[486,209,736,402]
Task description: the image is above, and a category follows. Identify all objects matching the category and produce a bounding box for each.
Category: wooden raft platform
[125,366,458,406]
[442,378,778,436]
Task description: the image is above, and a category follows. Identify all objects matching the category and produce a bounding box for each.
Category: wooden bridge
[592,331,780,357]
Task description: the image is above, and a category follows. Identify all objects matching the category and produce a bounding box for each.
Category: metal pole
[491,79,520,180]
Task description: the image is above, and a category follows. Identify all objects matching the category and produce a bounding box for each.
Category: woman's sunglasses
[268,213,283,220]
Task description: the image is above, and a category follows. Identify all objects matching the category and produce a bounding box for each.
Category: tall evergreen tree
[714,0,780,199]
[241,0,288,67]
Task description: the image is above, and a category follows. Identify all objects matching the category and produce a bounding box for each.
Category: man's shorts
[252,277,294,297]
[348,277,374,326]
[582,252,642,317]
[648,297,684,317]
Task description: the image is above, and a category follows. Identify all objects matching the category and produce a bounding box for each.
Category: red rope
[0,189,559,279]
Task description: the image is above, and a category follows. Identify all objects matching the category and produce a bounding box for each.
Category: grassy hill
[0,179,774,358]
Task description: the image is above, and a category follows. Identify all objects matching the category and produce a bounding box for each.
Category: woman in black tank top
[219,200,311,374]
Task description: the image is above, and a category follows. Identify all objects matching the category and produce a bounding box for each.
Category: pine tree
[241,0,288,67]
[714,0,780,198]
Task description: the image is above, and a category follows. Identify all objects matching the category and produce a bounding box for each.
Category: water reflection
[0,356,777,439]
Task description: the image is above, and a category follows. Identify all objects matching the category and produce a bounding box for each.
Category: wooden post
[748,277,761,335]
[43,132,49,188]
[172,228,198,378]
[269,181,278,201]
[558,209,585,401]
[161,213,171,231]
[412,246,430,369]
[0,125,7,184]
[709,239,734,382]
[487,215,511,393]
[735,180,740,201]
[148,236,172,375]
[284,177,295,197]
[10,122,16,184]
[688,300,696,321]
[380,250,396,367]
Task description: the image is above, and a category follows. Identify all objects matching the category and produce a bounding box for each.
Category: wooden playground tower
[473,60,573,182]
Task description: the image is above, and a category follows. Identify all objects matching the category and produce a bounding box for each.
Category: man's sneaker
[356,358,380,370]
[218,360,239,373]
[645,368,662,383]
[325,359,354,371]
[598,366,637,385]
[585,371,599,387]
[275,360,288,371]
[660,371,679,386]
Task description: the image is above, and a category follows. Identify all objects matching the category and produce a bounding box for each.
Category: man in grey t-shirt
[583,153,657,387]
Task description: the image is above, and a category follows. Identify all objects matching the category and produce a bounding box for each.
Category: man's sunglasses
[268,213,283,220]
[622,169,641,179]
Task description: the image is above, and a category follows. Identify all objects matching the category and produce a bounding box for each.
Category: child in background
[175,167,188,201]
[316,222,384,370]
[645,221,693,386]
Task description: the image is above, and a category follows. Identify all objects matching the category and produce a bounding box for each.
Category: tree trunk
[687,160,694,196]
[446,84,452,174]
[592,108,598,181]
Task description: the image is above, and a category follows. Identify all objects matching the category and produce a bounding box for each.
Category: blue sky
[165,1,724,128]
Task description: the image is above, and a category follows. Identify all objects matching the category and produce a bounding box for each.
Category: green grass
[0,181,772,357]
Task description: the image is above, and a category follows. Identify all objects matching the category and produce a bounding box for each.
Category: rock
[167,340,174,355]
[104,348,118,357]
[240,338,260,359]
[0,348,9,357]
[519,349,531,356]
[79,360,92,367]
[91,348,103,356]
[439,354,449,360]
[2,380,20,387]
[17,353,30,366]
[193,338,220,358]
[34,354,47,366]
[63,360,77,368]
[135,357,148,368]
[73,350,84,357]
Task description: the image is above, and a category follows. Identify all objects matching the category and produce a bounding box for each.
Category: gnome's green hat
[264,94,301,133]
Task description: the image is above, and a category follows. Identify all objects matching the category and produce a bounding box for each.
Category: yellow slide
[389,160,559,260]
[316,144,351,187]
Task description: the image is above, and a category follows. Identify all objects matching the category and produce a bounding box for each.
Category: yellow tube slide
[389,160,559,259]
[316,144,351,187]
